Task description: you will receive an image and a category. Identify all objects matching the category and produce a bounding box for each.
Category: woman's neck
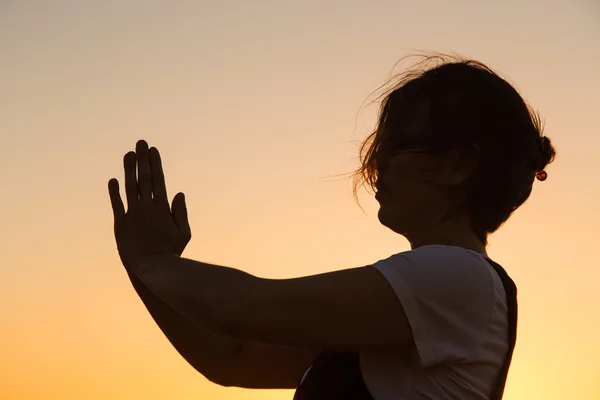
[406,216,488,256]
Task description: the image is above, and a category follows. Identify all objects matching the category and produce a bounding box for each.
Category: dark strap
[484,258,518,400]
[293,351,374,400]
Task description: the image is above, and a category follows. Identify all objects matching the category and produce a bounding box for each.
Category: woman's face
[375,147,477,237]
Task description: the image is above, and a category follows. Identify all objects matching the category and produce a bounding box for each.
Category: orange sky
[1,1,599,399]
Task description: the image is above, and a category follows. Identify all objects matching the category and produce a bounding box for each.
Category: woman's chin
[377,206,390,226]
[378,206,410,234]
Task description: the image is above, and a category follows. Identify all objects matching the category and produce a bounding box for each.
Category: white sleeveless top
[301,245,510,400]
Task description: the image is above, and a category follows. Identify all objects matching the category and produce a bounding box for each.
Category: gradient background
[1,1,599,399]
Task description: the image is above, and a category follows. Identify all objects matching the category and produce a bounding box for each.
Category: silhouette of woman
[108,54,556,400]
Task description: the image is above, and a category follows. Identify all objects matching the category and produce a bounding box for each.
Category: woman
[108,54,556,400]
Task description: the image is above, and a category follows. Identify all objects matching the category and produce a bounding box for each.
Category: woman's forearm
[130,252,255,336]
[127,271,243,385]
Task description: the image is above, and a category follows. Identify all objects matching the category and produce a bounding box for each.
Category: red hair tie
[535,170,548,181]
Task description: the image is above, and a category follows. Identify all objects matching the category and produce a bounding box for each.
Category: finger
[172,192,192,241]
[124,152,138,213]
[149,147,169,206]
[108,178,125,221]
[136,140,152,202]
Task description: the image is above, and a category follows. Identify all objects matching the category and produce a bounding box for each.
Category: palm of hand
[108,140,191,271]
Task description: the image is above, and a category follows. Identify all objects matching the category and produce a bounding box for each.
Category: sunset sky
[1,1,599,399]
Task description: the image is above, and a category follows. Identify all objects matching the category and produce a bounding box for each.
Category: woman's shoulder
[374,244,498,287]
[371,244,507,324]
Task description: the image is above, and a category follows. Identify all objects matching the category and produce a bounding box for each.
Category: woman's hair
[350,53,556,245]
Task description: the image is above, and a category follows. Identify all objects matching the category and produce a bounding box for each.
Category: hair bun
[539,136,556,168]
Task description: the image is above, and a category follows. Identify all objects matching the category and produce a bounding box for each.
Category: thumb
[172,192,192,244]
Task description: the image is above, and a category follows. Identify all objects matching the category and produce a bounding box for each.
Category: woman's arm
[128,271,319,388]
[127,271,237,384]
[131,252,414,352]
